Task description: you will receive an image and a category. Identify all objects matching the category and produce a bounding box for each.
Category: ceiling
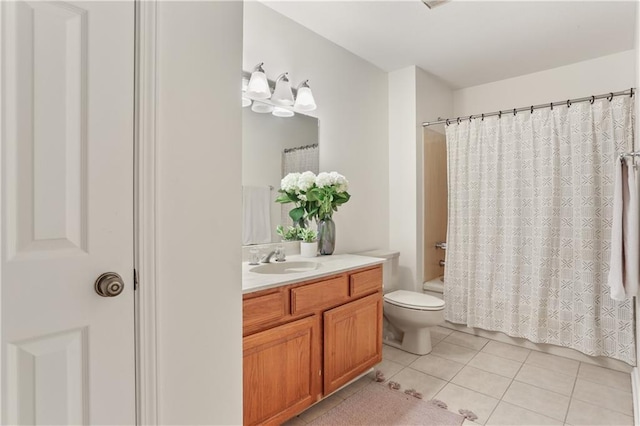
[260,0,637,89]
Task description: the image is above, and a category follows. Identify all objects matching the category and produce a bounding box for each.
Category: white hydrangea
[280,173,301,192]
[315,172,332,188]
[297,171,316,192]
[334,173,349,193]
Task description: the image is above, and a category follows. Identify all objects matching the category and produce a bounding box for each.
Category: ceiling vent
[421,0,450,9]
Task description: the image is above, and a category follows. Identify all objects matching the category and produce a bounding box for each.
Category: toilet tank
[357,250,400,293]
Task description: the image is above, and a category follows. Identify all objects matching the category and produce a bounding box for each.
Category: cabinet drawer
[350,267,382,297]
[291,275,349,315]
[243,290,287,329]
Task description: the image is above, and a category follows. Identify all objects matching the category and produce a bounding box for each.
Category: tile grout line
[563,362,581,425]
[482,349,532,424]
[498,350,579,424]
[445,327,633,373]
[440,337,535,365]
[380,337,633,425]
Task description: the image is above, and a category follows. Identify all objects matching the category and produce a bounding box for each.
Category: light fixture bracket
[242,70,300,98]
[421,0,450,9]
[276,72,290,83]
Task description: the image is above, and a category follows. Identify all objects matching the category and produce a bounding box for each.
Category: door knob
[95,272,125,297]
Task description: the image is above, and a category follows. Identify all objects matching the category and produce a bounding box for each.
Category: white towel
[242,186,272,245]
[607,158,639,300]
[623,159,639,297]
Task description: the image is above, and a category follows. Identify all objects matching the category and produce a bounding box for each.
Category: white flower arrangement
[276,171,351,225]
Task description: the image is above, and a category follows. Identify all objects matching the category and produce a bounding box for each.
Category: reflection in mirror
[242,100,319,245]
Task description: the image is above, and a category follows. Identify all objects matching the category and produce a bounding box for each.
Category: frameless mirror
[242,100,319,245]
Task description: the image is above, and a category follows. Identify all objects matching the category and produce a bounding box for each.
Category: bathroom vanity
[242,254,384,426]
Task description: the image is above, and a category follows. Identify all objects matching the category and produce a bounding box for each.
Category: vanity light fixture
[251,102,274,114]
[271,73,295,106]
[242,65,318,115]
[294,80,317,112]
[246,62,271,100]
[272,107,294,118]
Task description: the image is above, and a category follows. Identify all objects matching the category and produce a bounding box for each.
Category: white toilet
[359,250,445,355]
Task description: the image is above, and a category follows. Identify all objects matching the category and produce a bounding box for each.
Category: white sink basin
[250,261,319,275]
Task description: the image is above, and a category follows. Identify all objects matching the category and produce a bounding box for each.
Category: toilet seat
[384,290,444,311]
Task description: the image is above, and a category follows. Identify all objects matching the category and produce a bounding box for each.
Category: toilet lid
[384,290,445,311]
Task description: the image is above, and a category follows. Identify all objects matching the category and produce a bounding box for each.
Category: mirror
[242,100,319,245]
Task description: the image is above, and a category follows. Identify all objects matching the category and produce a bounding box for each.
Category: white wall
[389,66,453,291]
[155,2,243,424]
[453,50,636,117]
[243,2,389,254]
[389,67,418,289]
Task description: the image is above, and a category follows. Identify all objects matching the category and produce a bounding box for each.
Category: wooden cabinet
[243,316,320,426]
[243,265,382,426]
[323,293,383,394]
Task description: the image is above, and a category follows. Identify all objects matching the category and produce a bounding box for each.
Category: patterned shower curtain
[444,96,636,364]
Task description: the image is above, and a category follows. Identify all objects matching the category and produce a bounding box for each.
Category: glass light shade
[246,70,270,100]
[242,96,252,107]
[294,86,317,111]
[251,102,274,114]
[272,107,294,118]
[271,74,294,106]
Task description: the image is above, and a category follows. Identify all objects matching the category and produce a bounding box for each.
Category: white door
[1,1,135,424]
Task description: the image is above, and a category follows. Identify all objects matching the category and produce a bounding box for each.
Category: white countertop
[242,254,385,294]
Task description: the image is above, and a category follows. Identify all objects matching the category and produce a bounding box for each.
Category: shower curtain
[281,144,319,227]
[445,96,636,364]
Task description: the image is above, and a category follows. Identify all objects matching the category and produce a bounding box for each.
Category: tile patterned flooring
[284,327,634,426]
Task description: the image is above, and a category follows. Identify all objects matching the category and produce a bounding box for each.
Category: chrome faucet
[260,251,277,263]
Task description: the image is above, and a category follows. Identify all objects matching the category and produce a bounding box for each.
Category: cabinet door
[323,293,383,395]
[243,315,320,426]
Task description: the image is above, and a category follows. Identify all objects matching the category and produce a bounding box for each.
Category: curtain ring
[513,108,517,116]
[631,88,634,98]
[481,113,484,121]
[469,115,472,122]
[590,95,595,105]
[498,111,502,119]
[530,105,534,114]
[607,92,614,101]
[446,119,450,126]
[457,117,460,124]
[550,102,553,111]
[566,99,571,108]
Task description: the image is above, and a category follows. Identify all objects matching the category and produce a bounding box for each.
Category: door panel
[243,316,319,426]
[323,293,382,394]
[2,1,135,424]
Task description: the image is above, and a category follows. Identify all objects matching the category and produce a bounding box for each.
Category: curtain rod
[283,144,318,154]
[422,88,635,127]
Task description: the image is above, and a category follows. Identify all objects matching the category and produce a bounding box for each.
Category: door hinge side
[134,268,139,291]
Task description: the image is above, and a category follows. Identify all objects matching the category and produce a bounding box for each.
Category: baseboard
[632,367,639,426]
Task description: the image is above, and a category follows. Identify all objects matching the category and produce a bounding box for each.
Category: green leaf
[275,194,291,204]
[306,188,320,202]
[289,207,305,222]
